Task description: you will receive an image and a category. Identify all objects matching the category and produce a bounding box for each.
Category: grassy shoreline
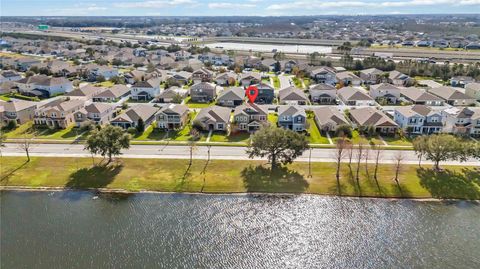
[0,157,478,200]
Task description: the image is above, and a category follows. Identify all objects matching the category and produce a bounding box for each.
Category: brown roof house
[34,98,85,129]
[232,103,269,133]
[156,104,189,130]
[217,87,245,107]
[74,103,116,127]
[192,67,214,84]
[92,85,131,103]
[278,86,308,105]
[400,87,444,106]
[110,104,159,129]
[0,100,37,126]
[309,84,337,104]
[427,86,476,106]
[193,106,231,132]
[338,87,375,106]
[349,107,398,135]
[313,107,350,132]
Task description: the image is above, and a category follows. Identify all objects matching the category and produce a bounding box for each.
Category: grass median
[1,157,479,199]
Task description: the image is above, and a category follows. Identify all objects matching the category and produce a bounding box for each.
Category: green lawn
[382,136,413,146]
[210,132,250,143]
[0,94,11,101]
[185,96,215,108]
[95,81,115,88]
[307,117,330,144]
[4,122,82,140]
[133,125,166,141]
[303,78,311,88]
[292,77,303,88]
[272,76,280,89]
[2,156,479,199]
[333,130,383,145]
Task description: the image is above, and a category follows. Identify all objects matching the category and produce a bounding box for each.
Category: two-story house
[310,66,337,85]
[192,68,214,84]
[359,68,384,85]
[130,77,161,101]
[34,98,85,129]
[394,105,443,134]
[232,103,269,133]
[253,83,275,104]
[442,107,480,137]
[277,105,307,132]
[369,83,401,104]
[15,75,73,98]
[190,82,219,103]
[156,104,189,130]
[74,103,116,127]
[0,100,37,126]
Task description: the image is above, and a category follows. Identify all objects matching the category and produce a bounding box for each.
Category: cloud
[114,0,196,8]
[46,4,107,15]
[208,2,256,9]
[266,0,480,10]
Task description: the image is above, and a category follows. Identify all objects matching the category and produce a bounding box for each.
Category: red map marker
[246,86,259,103]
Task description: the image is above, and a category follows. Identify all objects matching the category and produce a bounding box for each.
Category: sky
[1,0,480,16]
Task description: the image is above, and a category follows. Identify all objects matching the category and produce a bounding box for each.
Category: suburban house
[349,107,398,134]
[15,58,42,72]
[277,105,307,132]
[394,105,443,134]
[214,72,237,86]
[170,71,192,85]
[130,77,161,101]
[239,72,262,86]
[281,60,298,73]
[0,100,37,125]
[336,71,362,86]
[192,68,214,84]
[34,98,85,129]
[465,83,480,101]
[217,87,245,107]
[87,65,119,81]
[190,82,219,103]
[313,107,350,132]
[155,87,188,103]
[15,75,73,98]
[388,70,414,86]
[0,70,22,83]
[337,87,375,106]
[156,104,189,130]
[124,70,147,84]
[359,68,384,84]
[260,59,277,72]
[232,103,269,133]
[110,104,159,129]
[193,106,231,132]
[442,107,480,136]
[278,86,309,105]
[369,83,401,104]
[451,76,475,88]
[253,83,275,104]
[66,84,105,100]
[92,85,131,103]
[74,103,116,127]
[400,87,444,106]
[427,86,476,106]
[310,66,337,85]
[309,84,337,104]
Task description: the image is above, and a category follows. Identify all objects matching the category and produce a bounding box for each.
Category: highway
[1,143,478,166]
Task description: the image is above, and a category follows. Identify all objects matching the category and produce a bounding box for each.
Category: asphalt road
[1,143,478,166]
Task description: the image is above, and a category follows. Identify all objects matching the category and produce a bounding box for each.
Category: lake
[1,191,479,268]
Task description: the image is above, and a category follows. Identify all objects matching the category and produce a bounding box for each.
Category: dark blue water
[1,191,479,268]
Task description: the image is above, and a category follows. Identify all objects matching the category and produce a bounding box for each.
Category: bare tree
[372,144,383,181]
[346,141,354,167]
[18,134,34,162]
[364,144,370,175]
[333,137,348,182]
[355,140,366,183]
[393,151,405,185]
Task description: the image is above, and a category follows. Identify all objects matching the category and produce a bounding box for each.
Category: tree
[85,125,131,164]
[18,134,33,162]
[96,75,106,83]
[392,151,404,185]
[418,134,463,170]
[371,144,383,181]
[246,126,309,170]
[333,137,348,183]
[136,118,145,133]
[412,136,428,167]
[335,124,352,138]
[355,140,366,182]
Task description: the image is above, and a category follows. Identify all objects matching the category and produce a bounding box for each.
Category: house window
[217,123,223,130]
